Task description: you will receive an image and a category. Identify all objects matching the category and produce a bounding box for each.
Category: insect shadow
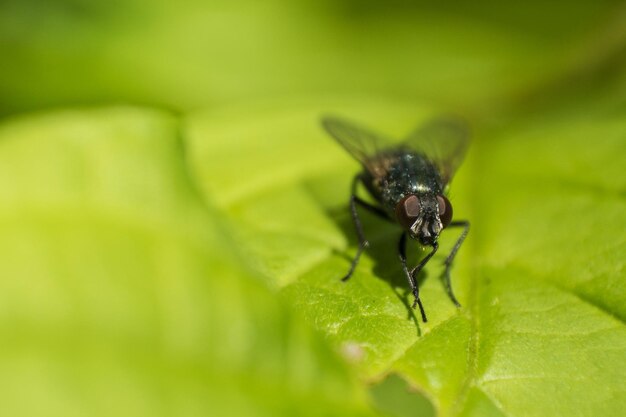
[327,204,429,333]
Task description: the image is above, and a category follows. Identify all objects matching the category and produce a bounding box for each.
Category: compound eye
[395,195,421,229]
[437,195,453,228]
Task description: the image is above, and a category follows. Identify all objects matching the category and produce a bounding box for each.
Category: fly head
[395,194,454,245]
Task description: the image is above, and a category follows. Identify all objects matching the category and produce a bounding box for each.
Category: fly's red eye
[437,195,453,228]
[395,195,421,229]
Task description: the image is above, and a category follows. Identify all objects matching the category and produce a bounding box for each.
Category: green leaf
[370,374,435,417]
[184,98,626,417]
[0,108,379,417]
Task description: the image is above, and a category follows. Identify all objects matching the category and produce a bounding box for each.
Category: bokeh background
[2,0,625,116]
[1,1,625,417]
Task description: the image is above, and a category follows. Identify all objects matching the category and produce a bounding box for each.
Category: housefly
[322,115,470,322]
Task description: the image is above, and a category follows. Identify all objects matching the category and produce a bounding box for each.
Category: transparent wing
[402,116,470,186]
[321,115,395,166]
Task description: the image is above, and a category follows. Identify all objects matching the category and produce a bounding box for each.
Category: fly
[322,115,470,322]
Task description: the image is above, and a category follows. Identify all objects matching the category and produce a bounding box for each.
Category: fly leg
[342,175,389,282]
[410,242,439,282]
[441,220,470,307]
[407,242,438,320]
[398,233,428,322]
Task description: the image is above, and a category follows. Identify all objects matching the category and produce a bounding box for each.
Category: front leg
[410,242,439,283]
[441,220,470,307]
[402,242,439,322]
[398,233,428,322]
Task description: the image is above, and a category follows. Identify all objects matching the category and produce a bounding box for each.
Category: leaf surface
[0,108,378,417]
[185,99,626,417]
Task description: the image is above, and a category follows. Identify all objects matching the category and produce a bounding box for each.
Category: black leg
[341,175,389,282]
[342,194,369,281]
[398,233,428,322]
[353,196,390,220]
[405,243,438,322]
[349,174,391,221]
[441,220,470,307]
[410,242,438,284]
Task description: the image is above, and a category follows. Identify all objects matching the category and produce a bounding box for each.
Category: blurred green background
[0,1,625,417]
[2,0,625,116]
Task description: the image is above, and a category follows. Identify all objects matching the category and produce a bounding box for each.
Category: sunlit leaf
[185,98,626,417]
[0,108,378,417]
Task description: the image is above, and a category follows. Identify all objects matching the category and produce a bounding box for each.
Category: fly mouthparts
[410,218,423,236]
[431,218,443,235]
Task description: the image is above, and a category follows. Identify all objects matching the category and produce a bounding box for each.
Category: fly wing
[321,116,395,166]
[402,116,470,186]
